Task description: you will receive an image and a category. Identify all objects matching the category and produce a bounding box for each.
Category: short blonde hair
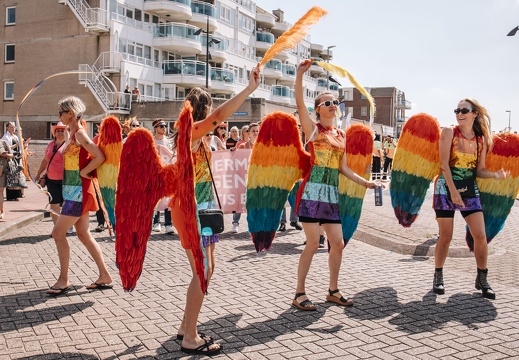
[58,96,86,120]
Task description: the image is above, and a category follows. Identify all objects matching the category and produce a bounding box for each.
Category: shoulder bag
[198,143,224,234]
[39,141,64,188]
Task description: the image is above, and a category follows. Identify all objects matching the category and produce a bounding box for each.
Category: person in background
[35,122,68,228]
[372,133,383,180]
[235,125,249,149]
[2,122,23,201]
[0,137,14,219]
[132,86,141,102]
[213,123,227,150]
[47,96,112,296]
[225,126,240,151]
[152,119,175,235]
[124,85,131,109]
[203,131,217,151]
[382,135,396,181]
[432,98,508,300]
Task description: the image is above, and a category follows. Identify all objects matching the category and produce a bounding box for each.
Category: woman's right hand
[450,188,464,207]
[297,59,312,76]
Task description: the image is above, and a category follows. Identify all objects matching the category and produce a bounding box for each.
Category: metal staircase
[58,0,109,32]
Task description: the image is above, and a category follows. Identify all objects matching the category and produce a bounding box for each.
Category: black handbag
[198,143,224,234]
[447,136,479,200]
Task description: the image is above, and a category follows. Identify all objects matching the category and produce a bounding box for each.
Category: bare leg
[434,218,454,268]
[295,222,320,305]
[50,203,60,225]
[0,187,4,218]
[74,213,112,286]
[49,214,78,290]
[321,223,344,292]
[464,212,487,269]
[180,249,220,352]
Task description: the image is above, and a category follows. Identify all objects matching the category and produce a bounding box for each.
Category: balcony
[152,23,201,55]
[274,48,290,61]
[162,60,208,87]
[310,58,324,75]
[256,32,275,52]
[199,36,227,62]
[189,1,218,32]
[144,0,192,22]
[271,85,292,104]
[320,49,334,60]
[272,21,290,35]
[263,59,283,79]
[211,68,235,93]
[396,99,412,109]
[278,64,296,84]
[310,43,324,56]
[256,12,276,29]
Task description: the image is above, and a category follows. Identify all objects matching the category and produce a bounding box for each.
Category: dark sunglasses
[58,110,69,116]
[206,133,213,136]
[131,124,140,128]
[155,125,167,128]
[454,108,473,115]
[317,99,340,107]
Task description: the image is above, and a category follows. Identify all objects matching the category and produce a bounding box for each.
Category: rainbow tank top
[194,141,215,210]
[433,126,482,211]
[296,124,345,220]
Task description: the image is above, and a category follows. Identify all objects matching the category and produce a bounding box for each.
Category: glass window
[126,9,133,19]
[361,106,367,117]
[5,44,15,63]
[6,7,15,25]
[134,9,142,22]
[4,81,14,100]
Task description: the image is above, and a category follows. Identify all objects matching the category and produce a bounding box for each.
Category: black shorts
[46,178,63,205]
[298,216,341,225]
[434,209,482,219]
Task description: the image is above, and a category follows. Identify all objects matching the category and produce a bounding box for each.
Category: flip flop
[86,282,114,291]
[46,286,71,296]
[176,333,213,342]
[181,338,222,355]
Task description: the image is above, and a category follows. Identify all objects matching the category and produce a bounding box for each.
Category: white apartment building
[1,0,338,139]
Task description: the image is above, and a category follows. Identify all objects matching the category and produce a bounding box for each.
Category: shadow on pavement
[347,287,496,333]
[16,345,144,360]
[0,289,94,335]
[0,234,51,246]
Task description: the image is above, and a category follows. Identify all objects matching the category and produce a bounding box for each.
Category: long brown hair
[462,98,493,151]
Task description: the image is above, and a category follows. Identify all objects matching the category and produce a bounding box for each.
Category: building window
[4,81,14,100]
[6,7,15,25]
[5,44,15,63]
[361,106,367,117]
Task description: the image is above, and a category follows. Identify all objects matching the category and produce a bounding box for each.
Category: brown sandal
[326,289,354,307]
[292,292,316,311]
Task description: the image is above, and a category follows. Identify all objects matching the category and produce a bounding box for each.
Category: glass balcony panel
[256,32,274,44]
[272,85,290,97]
[265,59,282,71]
[211,68,234,82]
[282,64,296,75]
[153,23,200,40]
[191,1,216,17]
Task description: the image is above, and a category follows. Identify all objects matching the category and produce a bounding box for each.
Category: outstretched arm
[339,152,378,189]
[192,68,261,141]
[295,59,316,140]
[476,140,509,180]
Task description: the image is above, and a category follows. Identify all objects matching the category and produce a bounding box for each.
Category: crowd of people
[5,59,511,355]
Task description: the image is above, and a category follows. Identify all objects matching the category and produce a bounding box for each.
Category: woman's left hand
[494,169,509,180]
[365,180,384,189]
[80,169,95,179]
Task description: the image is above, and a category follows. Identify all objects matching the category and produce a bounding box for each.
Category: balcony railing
[211,68,234,83]
[282,64,296,76]
[162,60,208,77]
[153,23,200,40]
[396,99,412,109]
[265,59,282,71]
[146,0,191,4]
[201,35,227,50]
[272,85,291,97]
[256,32,275,44]
[231,0,256,12]
[191,0,216,17]
[110,12,153,32]
[122,53,161,68]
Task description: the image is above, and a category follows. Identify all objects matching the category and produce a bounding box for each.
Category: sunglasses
[317,100,339,108]
[131,124,140,128]
[454,108,473,115]
[206,133,213,136]
[218,127,226,130]
[155,125,167,128]
[58,110,69,116]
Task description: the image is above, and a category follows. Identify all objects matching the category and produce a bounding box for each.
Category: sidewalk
[1,181,518,257]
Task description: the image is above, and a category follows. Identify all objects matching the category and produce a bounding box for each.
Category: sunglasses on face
[131,124,140,128]
[218,127,226,130]
[206,133,213,136]
[317,100,340,108]
[59,110,69,116]
[155,125,166,128]
[454,108,473,115]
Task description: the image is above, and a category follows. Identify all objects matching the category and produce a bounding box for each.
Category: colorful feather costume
[338,123,373,244]
[115,102,205,292]
[390,113,441,227]
[391,114,519,250]
[246,111,311,251]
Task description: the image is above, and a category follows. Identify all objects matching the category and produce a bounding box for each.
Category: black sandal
[292,292,316,311]
[326,289,353,306]
[176,332,213,342]
[180,338,222,355]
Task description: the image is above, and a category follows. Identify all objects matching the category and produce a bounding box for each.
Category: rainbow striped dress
[193,140,218,246]
[433,126,482,211]
[61,133,98,217]
[296,124,345,220]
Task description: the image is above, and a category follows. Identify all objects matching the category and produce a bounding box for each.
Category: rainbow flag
[390,113,441,227]
[246,111,311,251]
[338,123,373,244]
[466,133,519,250]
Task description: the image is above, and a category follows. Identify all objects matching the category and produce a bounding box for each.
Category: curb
[0,211,47,238]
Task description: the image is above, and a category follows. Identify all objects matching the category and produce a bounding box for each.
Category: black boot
[433,268,445,295]
[475,268,495,299]
[319,235,325,248]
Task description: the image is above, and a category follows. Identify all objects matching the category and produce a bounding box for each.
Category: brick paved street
[1,186,518,359]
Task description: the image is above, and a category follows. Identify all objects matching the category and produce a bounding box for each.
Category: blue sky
[256,0,519,132]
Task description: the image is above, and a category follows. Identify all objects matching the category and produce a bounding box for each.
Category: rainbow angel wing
[246,111,311,252]
[390,113,441,227]
[338,123,373,244]
[466,133,519,251]
[115,103,205,292]
[96,115,123,230]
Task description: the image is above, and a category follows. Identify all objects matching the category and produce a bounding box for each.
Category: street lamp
[507,26,519,36]
[326,45,336,90]
[506,110,511,131]
[194,15,220,89]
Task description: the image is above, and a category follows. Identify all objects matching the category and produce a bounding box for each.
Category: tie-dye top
[193,140,215,210]
[61,132,98,216]
[296,124,345,220]
[433,126,482,211]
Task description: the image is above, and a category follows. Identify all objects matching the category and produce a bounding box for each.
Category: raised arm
[476,139,509,180]
[295,59,316,139]
[192,68,261,141]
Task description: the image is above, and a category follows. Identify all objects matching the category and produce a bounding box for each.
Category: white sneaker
[232,224,239,233]
[165,225,175,234]
[153,223,161,232]
[67,227,74,234]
